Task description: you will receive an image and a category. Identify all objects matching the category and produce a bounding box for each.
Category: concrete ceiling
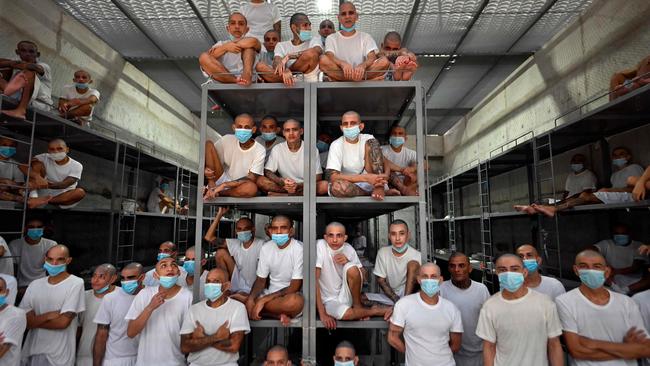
[52,0,594,134]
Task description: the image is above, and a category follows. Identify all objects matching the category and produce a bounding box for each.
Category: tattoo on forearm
[378,278,398,300]
[324,169,336,182]
[367,139,384,174]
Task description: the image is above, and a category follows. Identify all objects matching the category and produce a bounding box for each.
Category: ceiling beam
[186,0,218,44]
[401,0,424,47]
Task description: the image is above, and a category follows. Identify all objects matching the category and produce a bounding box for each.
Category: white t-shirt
[325,31,378,67]
[146,187,175,214]
[214,135,266,180]
[0,237,13,276]
[326,134,375,175]
[556,288,648,366]
[440,280,490,356]
[265,142,322,183]
[274,38,322,74]
[476,289,562,366]
[144,266,188,288]
[9,237,57,287]
[180,298,251,366]
[315,239,362,302]
[19,275,86,366]
[529,275,566,300]
[125,286,192,366]
[390,294,463,366]
[77,290,105,366]
[595,239,648,288]
[381,145,417,169]
[13,61,52,107]
[0,305,26,366]
[206,40,245,76]
[0,274,17,306]
[93,288,140,363]
[633,290,650,337]
[610,164,644,188]
[565,169,597,197]
[254,135,285,153]
[239,2,281,43]
[0,158,24,183]
[226,238,264,291]
[61,84,101,124]
[373,245,422,296]
[256,239,303,294]
[34,153,83,194]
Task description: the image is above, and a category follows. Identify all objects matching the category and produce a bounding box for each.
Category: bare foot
[202,186,218,200]
[513,205,536,215]
[279,314,291,327]
[2,109,26,120]
[532,204,556,217]
[386,188,401,196]
[237,72,253,86]
[371,187,385,201]
[28,195,51,209]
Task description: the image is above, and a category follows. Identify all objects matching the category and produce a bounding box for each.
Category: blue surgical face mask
[26,228,44,240]
[498,272,525,293]
[75,82,89,89]
[570,163,584,173]
[316,140,329,153]
[420,278,440,297]
[523,259,539,272]
[237,230,253,242]
[183,260,195,275]
[578,269,605,289]
[392,244,408,254]
[613,234,630,246]
[204,283,223,302]
[160,183,170,192]
[157,252,171,261]
[261,132,277,141]
[95,285,110,294]
[0,146,16,158]
[340,23,356,32]
[0,294,6,307]
[389,136,405,148]
[234,128,253,143]
[612,158,627,168]
[299,30,312,42]
[342,126,360,140]
[335,361,355,366]
[158,275,178,289]
[43,262,66,276]
[121,280,139,295]
[272,233,290,246]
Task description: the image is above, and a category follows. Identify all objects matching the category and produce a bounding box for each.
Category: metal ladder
[115,144,140,265]
[532,134,562,277]
[478,161,495,290]
[446,177,457,251]
[174,167,192,253]
[0,95,38,272]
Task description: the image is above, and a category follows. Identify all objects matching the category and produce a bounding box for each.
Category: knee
[346,265,361,280]
[319,54,332,68]
[199,52,212,66]
[303,48,319,62]
[75,188,86,199]
[374,56,390,70]
[407,260,420,272]
[240,181,258,197]
[627,175,639,186]
[286,293,304,311]
[215,248,229,262]
[256,176,270,189]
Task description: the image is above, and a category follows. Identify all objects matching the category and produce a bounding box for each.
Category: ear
[572,265,580,278]
[66,257,73,265]
[36,51,41,58]
[201,258,207,266]
[604,266,612,279]
[290,227,296,237]
[251,126,257,133]
[153,271,160,280]
[276,126,282,133]
[359,122,364,131]
[354,356,359,365]
[138,273,146,282]
[522,268,528,278]
[222,281,231,292]
[231,124,237,132]
[299,128,304,136]
[343,234,348,242]
[536,257,542,265]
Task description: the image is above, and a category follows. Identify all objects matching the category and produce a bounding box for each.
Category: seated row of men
[203,111,418,200]
[1,223,649,365]
[515,147,650,216]
[199,2,418,86]
[0,137,85,208]
[1,40,100,123]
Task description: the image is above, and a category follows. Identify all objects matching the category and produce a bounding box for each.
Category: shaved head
[123,262,143,274]
[575,249,606,265]
[95,263,117,277]
[384,31,402,44]
[229,12,247,24]
[449,251,470,264]
[283,119,301,129]
[419,262,440,276]
[342,110,360,122]
[49,138,67,148]
[339,1,356,12]
[495,253,523,267]
[516,244,539,257]
[271,215,293,227]
[325,221,346,233]
[47,244,70,258]
[208,268,229,282]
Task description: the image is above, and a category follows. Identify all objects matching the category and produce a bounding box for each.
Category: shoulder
[471,280,490,293]
[330,136,345,149]
[67,274,85,287]
[407,247,421,259]
[290,239,304,248]
[252,141,267,154]
[69,158,83,168]
[7,305,26,317]
[610,290,637,308]
[316,239,326,249]
[227,297,247,312]
[542,276,564,287]
[376,246,391,257]
[359,133,375,142]
[632,289,650,303]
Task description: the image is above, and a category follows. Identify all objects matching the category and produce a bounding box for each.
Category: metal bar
[305,82,316,365]
[401,0,423,47]
[193,82,209,302]
[414,85,429,263]
[185,0,218,44]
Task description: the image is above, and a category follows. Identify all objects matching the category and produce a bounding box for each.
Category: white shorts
[31,188,80,209]
[215,171,232,186]
[323,263,362,320]
[354,182,390,193]
[592,191,634,204]
[103,357,137,366]
[230,266,251,294]
[76,356,92,366]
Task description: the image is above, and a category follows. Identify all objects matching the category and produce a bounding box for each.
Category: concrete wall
[443,0,650,173]
[1,0,205,167]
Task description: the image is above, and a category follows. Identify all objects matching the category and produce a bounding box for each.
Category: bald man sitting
[204,113,266,199]
[58,69,100,126]
[246,215,304,326]
[516,244,566,300]
[382,125,418,196]
[319,2,390,81]
[76,263,118,366]
[257,119,325,196]
[181,268,251,365]
[317,222,390,330]
[199,12,260,86]
[376,31,418,81]
[325,111,399,200]
[19,245,86,366]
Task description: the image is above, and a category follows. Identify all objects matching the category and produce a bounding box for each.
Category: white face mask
[48,152,67,161]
